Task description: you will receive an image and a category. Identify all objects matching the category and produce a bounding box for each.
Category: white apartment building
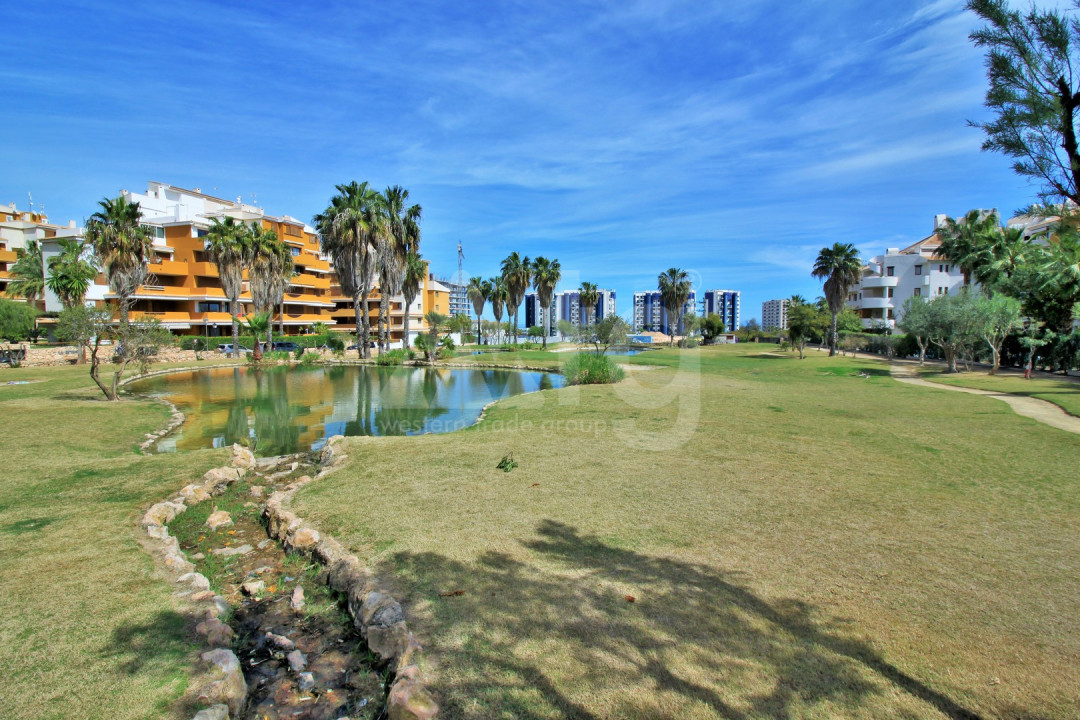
[846,217,967,329]
[762,299,789,331]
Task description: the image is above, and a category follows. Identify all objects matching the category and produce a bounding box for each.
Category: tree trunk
[230,298,240,358]
[403,299,411,350]
[513,307,519,344]
[917,338,926,366]
[359,287,371,359]
[829,312,838,357]
[89,344,117,401]
[353,295,365,359]
[541,305,547,350]
[1056,77,1080,206]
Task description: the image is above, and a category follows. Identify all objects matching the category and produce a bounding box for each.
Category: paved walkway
[888,361,1080,435]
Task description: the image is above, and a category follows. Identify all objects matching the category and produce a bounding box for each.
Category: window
[290,247,301,257]
[914,265,922,275]
[197,302,223,313]
[285,224,302,237]
[195,228,208,238]
[913,287,921,297]
[886,266,895,277]
[887,288,894,298]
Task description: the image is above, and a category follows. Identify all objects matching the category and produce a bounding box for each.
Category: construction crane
[457,242,465,288]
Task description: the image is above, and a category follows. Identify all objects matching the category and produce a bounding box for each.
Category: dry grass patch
[295,345,1080,719]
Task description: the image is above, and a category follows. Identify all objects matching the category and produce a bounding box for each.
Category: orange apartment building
[0,204,82,310]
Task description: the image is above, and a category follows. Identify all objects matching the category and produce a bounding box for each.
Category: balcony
[147,259,187,276]
[293,254,330,273]
[190,261,219,277]
[290,273,331,290]
[860,318,895,329]
[862,275,899,289]
[859,297,894,309]
[0,248,17,263]
[282,291,335,307]
[129,311,193,325]
[191,312,234,324]
[279,312,335,325]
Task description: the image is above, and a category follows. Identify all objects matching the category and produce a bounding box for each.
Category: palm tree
[247,222,293,348]
[500,252,531,344]
[6,240,45,305]
[578,281,599,334]
[466,276,490,346]
[811,242,862,356]
[422,310,448,363]
[788,294,807,306]
[241,311,272,362]
[398,250,425,349]
[531,257,561,349]
[488,276,508,344]
[315,181,382,358]
[205,216,252,358]
[85,195,152,325]
[378,186,422,351]
[657,268,691,346]
[937,210,999,286]
[45,238,97,309]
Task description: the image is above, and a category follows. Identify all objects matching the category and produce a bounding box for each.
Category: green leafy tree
[401,251,426,349]
[466,276,490,346]
[531,256,561,349]
[84,195,152,325]
[584,315,629,355]
[812,242,862,356]
[55,304,97,358]
[6,240,44,304]
[315,181,381,358]
[376,185,421,351]
[898,296,933,365]
[556,319,578,343]
[968,0,1080,206]
[926,291,983,373]
[500,252,531,344]
[700,313,727,344]
[975,293,1023,374]
[0,298,39,342]
[657,268,691,346]
[89,314,170,401]
[787,303,825,359]
[205,216,251,358]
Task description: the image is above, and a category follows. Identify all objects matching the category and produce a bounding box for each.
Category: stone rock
[192,552,206,560]
[367,621,410,663]
[249,485,265,498]
[146,524,169,540]
[198,649,247,717]
[178,572,211,592]
[230,443,257,471]
[212,544,253,557]
[196,617,235,647]
[265,632,295,651]
[387,665,439,720]
[142,500,185,527]
[289,527,320,551]
[202,466,244,489]
[180,484,212,504]
[241,580,265,596]
[191,590,216,602]
[361,591,404,628]
[290,586,305,612]
[192,704,230,720]
[297,672,315,692]
[163,551,195,574]
[205,510,233,531]
[204,595,231,619]
[286,649,307,673]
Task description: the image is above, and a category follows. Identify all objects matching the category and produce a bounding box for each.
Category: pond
[127,365,564,455]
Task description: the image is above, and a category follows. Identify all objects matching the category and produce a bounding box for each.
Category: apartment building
[762,298,789,331]
[632,290,696,335]
[701,289,740,332]
[524,289,616,337]
[846,216,967,329]
[0,204,83,310]
[440,278,471,320]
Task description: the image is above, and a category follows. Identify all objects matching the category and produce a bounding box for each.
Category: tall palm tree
[488,276,508,344]
[657,268,691,346]
[531,257,561,349]
[578,281,599,334]
[811,242,862,356]
[937,210,999,286]
[6,240,45,305]
[315,181,382,358]
[500,252,530,344]
[466,276,490,346]
[205,216,252,358]
[85,195,152,325]
[247,222,293,348]
[788,294,807,306]
[401,251,426,349]
[378,186,422,351]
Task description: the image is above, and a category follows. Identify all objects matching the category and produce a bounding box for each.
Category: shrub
[325,335,345,353]
[439,346,454,360]
[264,351,291,363]
[562,353,625,385]
[677,336,700,349]
[377,348,411,366]
[300,351,319,366]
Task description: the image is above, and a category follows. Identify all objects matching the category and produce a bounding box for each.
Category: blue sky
[0,1,1066,324]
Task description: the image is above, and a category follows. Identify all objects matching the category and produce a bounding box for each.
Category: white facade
[846,220,966,329]
[762,299,789,330]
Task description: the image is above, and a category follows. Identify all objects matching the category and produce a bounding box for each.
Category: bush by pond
[562,352,625,385]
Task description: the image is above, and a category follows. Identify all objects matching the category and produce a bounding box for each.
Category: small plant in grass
[496,452,518,472]
[300,351,319,366]
[562,352,625,385]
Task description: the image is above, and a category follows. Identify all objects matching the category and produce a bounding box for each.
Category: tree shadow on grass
[102,609,194,674]
[380,520,984,720]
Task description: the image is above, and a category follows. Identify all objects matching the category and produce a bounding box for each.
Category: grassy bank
[921,370,1080,417]
[0,362,232,719]
[294,344,1080,719]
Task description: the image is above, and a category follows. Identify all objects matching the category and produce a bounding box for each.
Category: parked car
[216,344,251,355]
[346,341,376,350]
[271,341,299,353]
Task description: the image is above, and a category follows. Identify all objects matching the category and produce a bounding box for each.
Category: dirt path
[889,362,1080,435]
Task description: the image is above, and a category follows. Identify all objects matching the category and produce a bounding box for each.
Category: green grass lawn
[921,369,1080,417]
[294,344,1080,719]
[0,360,234,720]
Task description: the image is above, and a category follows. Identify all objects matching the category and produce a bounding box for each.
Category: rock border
[262,436,439,720]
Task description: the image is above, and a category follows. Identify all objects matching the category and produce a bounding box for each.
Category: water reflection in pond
[127,365,562,455]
